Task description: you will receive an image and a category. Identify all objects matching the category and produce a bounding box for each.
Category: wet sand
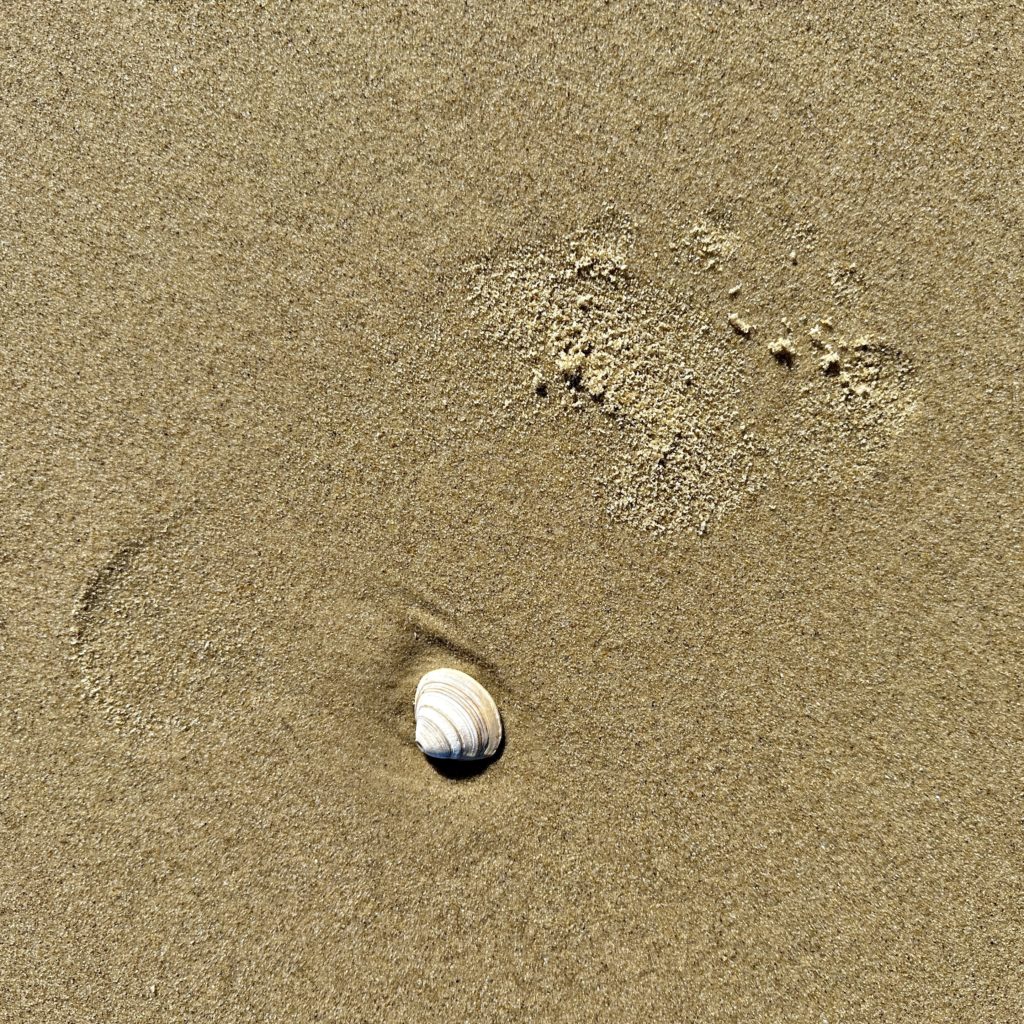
[1,2,1022,1021]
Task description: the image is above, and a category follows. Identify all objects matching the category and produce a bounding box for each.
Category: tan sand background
[1,2,1022,1021]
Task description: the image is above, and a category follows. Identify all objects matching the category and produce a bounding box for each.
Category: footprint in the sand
[469,210,760,535]
[71,521,509,783]
[468,209,919,535]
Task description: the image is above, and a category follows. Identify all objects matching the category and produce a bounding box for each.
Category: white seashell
[414,668,502,761]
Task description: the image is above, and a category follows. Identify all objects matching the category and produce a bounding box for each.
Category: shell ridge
[413,667,502,762]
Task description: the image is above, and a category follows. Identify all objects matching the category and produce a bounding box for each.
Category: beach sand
[1,2,1022,1020]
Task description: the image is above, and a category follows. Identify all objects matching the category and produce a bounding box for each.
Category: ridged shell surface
[414,668,502,761]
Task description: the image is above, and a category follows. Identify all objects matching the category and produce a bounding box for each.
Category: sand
[1,2,1022,1021]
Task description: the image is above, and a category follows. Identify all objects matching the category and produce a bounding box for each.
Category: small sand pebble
[769,338,796,365]
[728,313,752,337]
[820,352,841,375]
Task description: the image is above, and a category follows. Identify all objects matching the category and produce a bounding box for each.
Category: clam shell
[414,668,502,761]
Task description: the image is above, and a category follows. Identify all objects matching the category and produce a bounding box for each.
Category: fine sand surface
[1,3,1022,1021]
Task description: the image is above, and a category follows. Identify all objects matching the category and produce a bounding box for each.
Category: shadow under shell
[423,729,506,780]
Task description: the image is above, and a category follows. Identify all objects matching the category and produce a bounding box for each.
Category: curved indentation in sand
[345,586,510,783]
[70,513,263,738]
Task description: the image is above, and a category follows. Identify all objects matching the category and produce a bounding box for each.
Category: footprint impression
[468,210,918,535]
[70,520,509,786]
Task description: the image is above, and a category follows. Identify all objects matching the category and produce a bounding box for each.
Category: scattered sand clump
[469,212,762,535]
[470,213,919,535]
